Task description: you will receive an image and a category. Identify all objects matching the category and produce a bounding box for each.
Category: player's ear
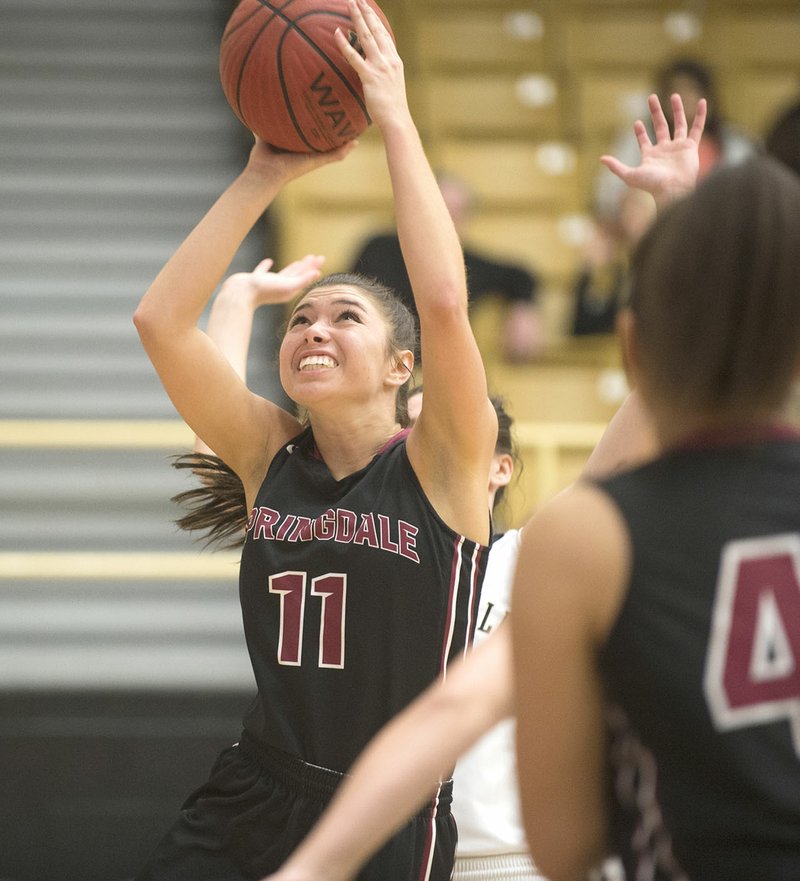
[388,349,414,388]
[489,453,514,492]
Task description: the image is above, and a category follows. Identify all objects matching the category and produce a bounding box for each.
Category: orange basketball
[219,0,395,153]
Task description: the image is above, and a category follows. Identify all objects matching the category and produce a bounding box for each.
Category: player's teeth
[300,355,336,370]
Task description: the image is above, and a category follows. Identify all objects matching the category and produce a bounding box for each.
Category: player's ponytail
[170,453,248,549]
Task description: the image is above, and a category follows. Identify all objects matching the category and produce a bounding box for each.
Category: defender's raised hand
[601,93,707,208]
[221,255,326,309]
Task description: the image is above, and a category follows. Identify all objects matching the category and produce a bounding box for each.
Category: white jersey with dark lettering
[452,529,530,858]
[239,427,489,773]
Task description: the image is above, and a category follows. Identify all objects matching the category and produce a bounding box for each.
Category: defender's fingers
[633,119,653,152]
[278,258,310,275]
[648,93,670,142]
[280,255,325,277]
[600,155,634,183]
[671,94,688,140]
[689,98,708,142]
[286,269,322,289]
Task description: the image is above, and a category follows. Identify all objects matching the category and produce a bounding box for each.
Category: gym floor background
[1,1,798,878]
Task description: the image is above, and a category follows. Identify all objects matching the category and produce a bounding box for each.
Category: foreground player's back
[598,430,800,881]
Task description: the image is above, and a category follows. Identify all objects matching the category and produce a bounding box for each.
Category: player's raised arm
[133,140,351,491]
[335,0,496,544]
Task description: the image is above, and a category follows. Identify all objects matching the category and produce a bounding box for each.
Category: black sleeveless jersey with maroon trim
[238,427,488,773]
[595,434,800,881]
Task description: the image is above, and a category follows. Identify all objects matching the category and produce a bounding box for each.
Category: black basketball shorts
[135,732,457,881]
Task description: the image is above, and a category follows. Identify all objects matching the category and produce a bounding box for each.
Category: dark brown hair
[656,57,721,139]
[627,157,800,414]
[170,453,247,550]
[765,100,800,178]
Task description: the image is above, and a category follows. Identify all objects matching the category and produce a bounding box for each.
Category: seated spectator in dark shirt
[352,172,545,362]
[571,189,655,337]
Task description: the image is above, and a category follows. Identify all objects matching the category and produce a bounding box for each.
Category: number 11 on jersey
[269,571,347,669]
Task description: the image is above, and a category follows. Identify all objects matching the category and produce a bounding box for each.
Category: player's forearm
[135,169,279,334]
[190,281,259,456]
[204,280,260,381]
[380,119,467,317]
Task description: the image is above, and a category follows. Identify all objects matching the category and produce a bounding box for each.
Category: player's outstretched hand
[601,93,707,209]
[220,255,326,309]
[334,0,410,131]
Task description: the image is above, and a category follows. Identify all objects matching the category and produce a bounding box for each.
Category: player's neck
[308,409,402,480]
[651,401,788,451]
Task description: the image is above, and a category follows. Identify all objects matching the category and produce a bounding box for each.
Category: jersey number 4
[269,571,347,668]
[704,534,800,755]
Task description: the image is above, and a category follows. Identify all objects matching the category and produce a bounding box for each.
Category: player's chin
[287,368,341,399]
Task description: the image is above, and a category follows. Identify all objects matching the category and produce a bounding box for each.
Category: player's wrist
[374,105,415,138]
[653,180,694,211]
[216,274,257,308]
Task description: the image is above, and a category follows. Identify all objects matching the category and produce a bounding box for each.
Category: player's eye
[338,309,361,323]
[288,314,310,328]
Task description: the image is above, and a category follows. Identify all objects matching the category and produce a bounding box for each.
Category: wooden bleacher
[434,139,582,211]
[414,8,552,72]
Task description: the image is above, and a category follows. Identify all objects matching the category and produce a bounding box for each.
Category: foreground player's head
[281,273,416,427]
[621,157,800,423]
[766,100,800,178]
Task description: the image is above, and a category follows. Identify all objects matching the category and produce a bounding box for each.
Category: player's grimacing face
[279,285,394,406]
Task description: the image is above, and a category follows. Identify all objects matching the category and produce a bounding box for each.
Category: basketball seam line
[232,0,299,121]
[259,0,371,151]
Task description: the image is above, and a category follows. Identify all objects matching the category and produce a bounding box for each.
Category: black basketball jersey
[595,428,800,881]
[238,427,488,773]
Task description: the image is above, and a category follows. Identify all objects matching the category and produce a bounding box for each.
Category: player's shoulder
[516,483,632,638]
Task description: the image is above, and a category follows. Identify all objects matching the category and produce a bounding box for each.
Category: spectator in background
[352,171,545,363]
[765,98,800,177]
[764,97,800,427]
[576,57,758,340]
[570,188,654,337]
